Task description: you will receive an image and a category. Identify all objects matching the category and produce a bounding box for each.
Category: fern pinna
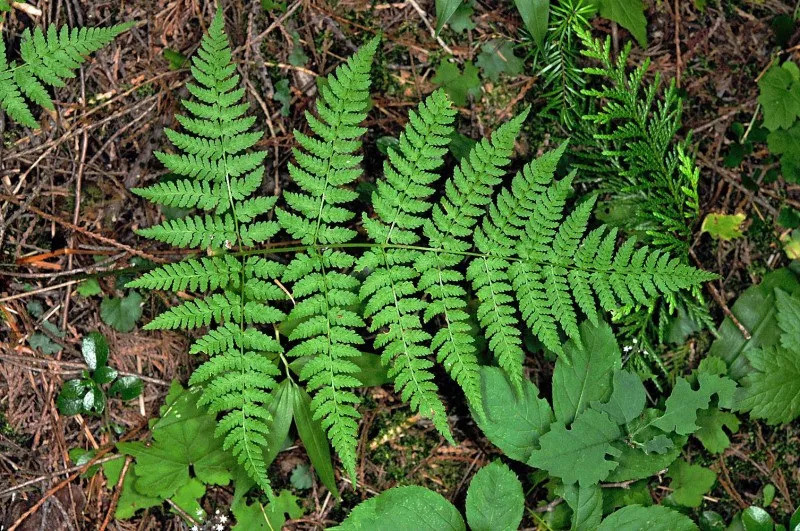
[129,11,284,495]
[132,11,715,494]
[0,22,131,128]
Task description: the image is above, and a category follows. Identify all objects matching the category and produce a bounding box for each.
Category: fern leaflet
[0,22,131,128]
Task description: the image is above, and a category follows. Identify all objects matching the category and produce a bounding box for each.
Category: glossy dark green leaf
[57,379,89,416]
[82,332,109,370]
[292,383,340,497]
[108,376,143,400]
[699,511,726,531]
[93,365,118,384]
[790,506,800,530]
[742,506,774,531]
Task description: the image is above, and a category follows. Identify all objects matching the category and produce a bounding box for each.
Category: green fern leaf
[134,10,283,496]
[417,109,529,414]
[0,22,131,127]
[359,89,458,439]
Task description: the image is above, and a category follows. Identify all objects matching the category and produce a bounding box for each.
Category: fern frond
[467,144,568,388]
[277,37,380,483]
[417,109,528,415]
[358,90,458,437]
[0,22,131,128]
[133,10,282,496]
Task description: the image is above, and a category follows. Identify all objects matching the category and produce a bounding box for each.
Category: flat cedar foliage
[1,2,799,530]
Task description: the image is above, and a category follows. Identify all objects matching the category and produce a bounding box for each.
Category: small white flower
[215,510,220,515]
[191,526,198,531]
[215,524,225,531]
[632,338,638,344]
[220,515,229,523]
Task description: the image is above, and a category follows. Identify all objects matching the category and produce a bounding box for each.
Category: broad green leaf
[667,460,716,508]
[790,506,800,530]
[57,380,89,416]
[602,481,652,514]
[701,213,747,240]
[108,375,143,400]
[449,0,476,33]
[699,511,726,530]
[76,278,102,296]
[472,366,553,464]
[163,48,188,70]
[776,289,800,350]
[607,410,683,483]
[232,489,304,530]
[758,62,800,132]
[708,267,800,380]
[117,383,235,499]
[598,0,647,47]
[591,370,646,425]
[170,478,206,522]
[100,291,143,333]
[553,320,621,425]
[476,41,523,81]
[431,60,481,106]
[514,0,549,46]
[737,346,800,424]
[332,486,466,531]
[351,352,391,386]
[767,122,800,184]
[435,0,465,34]
[528,408,621,487]
[292,383,340,497]
[29,329,62,354]
[263,379,294,469]
[598,504,698,530]
[465,461,524,531]
[694,408,739,454]
[561,484,603,530]
[115,465,162,519]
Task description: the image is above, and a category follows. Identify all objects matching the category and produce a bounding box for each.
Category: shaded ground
[1,0,798,528]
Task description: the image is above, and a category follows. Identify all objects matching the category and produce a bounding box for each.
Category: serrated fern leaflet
[133,15,715,494]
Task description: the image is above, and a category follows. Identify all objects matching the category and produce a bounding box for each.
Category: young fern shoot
[132,14,716,495]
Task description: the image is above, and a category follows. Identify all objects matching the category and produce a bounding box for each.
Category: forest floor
[1,0,799,529]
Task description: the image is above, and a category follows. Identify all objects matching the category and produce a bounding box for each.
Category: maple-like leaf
[776,289,800,350]
[528,408,622,487]
[758,62,800,132]
[737,346,800,425]
[652,374,736,435]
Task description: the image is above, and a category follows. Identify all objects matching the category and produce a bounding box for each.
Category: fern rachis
[132,11,716,495]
